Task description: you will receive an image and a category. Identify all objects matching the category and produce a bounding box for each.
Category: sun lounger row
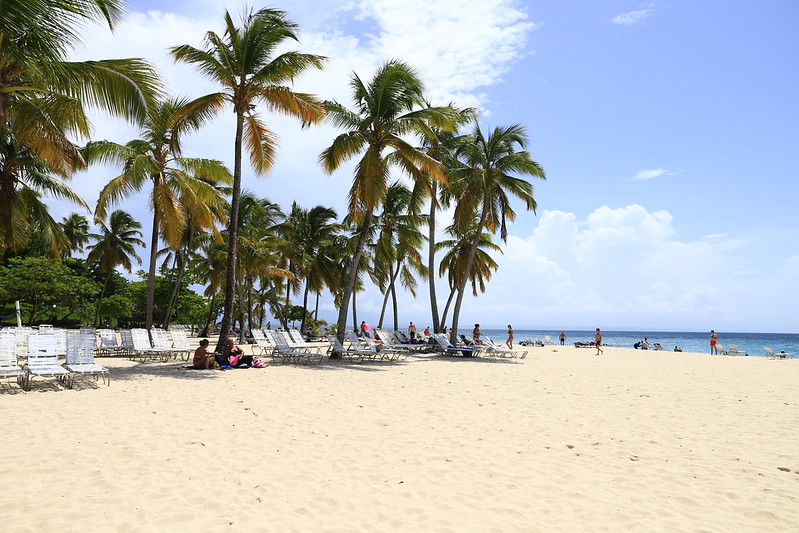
[0,329,109,390]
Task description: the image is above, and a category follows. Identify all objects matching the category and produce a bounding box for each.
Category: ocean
[476,329,798,358]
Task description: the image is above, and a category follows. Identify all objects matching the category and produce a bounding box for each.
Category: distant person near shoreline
[506,325,514,349]
[595,328,603,355]
[710,330,718,355]
[559,331,566,345]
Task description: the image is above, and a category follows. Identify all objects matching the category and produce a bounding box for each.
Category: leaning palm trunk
[216,111,245,354]
[428,182,441,332]
[449,209,488,344]
[162,254,186,329]
[334,213,372,353]
[439,286,457,331]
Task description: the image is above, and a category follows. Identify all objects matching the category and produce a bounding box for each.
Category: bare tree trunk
[216,111,244,353]
[94,271,112,326]
[145,201,159,332]
[439,286,456,331]
[334,213,372,355]
[427,182,441,332]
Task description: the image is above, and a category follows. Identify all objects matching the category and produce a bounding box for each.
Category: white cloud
[611,4,655,26]
[631,168,670,180]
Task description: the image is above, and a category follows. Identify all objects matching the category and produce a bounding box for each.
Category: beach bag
[228,354,240,366]
[252,356,268,368]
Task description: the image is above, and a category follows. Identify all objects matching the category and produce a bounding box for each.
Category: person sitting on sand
[595,328,603,355]
[223,338,253,368]
[193,339,219,369]
[506,325,514,349]
[423,326,430,339]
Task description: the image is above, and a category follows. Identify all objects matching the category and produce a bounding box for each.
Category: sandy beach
[1,343,797,532]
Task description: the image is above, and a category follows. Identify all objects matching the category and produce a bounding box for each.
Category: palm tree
[319,59,459,350]
[60,213,91,258]
[447,124,545,343]
[86,210,144,325]
[0,0,161,256]
[171,6,326,353]
[85,97,232,331]
[372,181,427,331]
[436,224,501,329]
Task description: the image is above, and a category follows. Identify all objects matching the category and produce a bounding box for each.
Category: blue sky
[61,0,799,333]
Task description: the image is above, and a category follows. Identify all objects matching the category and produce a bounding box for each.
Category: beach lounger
[130,328,171,362]
[714,343,728,355]
[764,347,790,359]
[544,335,553,345]
[150,328,180,360]
[345,332,401,361]
[0,330,25,389]
[251,329,276,357]
[327,334,372,363]
[23,333,70,390]
[65,330,109,388]
[272,330,323,364]
[484,337,528,358]
[169,329,194,361]
[727,344,747,356]
[433,334,482,357]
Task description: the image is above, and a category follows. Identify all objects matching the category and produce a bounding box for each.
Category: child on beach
[595,328,603,355]
[193,339,219,369]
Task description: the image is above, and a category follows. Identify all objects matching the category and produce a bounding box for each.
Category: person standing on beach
[473,324,483,345]
[408,322,416,340]
[710,330,718,354]
[506,325,514,349]
[595,328,603,355]
[559,331,566,345]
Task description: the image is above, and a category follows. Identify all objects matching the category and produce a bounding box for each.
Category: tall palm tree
[320,60,458,350]
[171,6,326,353]
[0,0,161,256]
[85,97,232,331]
[86,210,144,325]
[60,213,91,258]
[447,124,545,343]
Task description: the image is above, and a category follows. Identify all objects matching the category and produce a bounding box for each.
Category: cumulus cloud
[611,4,655,26]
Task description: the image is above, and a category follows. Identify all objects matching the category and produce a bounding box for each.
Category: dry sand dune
[1,344,798,531]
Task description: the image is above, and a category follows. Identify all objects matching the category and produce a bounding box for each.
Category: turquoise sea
[478,329,798,357]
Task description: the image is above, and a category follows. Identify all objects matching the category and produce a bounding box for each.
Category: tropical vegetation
[0,2,546,347]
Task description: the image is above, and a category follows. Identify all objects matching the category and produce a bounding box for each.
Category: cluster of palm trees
[0,1,545,351]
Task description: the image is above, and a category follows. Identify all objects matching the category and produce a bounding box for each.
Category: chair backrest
[98,329,120,348]
[289,329,307,343]
[150,328,173,350]
[131,328,153,350]
[764,347,775,356]
[0,331,17,367]
[66,331,96,364]
[252,329,266,341]
[170,330,191,350]
[39,324,54,334]
[327,335,345,353]
[262,329,279,347]
[544,335,552,344]
[27,334,60,367]
[120,329,134,349]
[271,331,295,353]
[434,334,452,349]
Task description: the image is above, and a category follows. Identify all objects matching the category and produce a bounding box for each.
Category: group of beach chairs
[0,326,109,391]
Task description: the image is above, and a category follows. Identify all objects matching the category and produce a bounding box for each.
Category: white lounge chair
[23,334,70,390]
[433,334,482,357]
[484,337,528,358]
[0,330,25,389]
[130,328,171,362]
[727,344,747,356]
[764,347,790,359]
[65,330,109,388]
[251,329,275,357]
[272,330,322,364]
[168,329,194,361]
[544,335,553,345]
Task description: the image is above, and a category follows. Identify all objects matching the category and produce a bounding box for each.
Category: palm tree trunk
[439,286,457,330]
[449,207,489,344]
[162,252,185,329]
[391,259,400,332]
[351,291,358,334]
[300,280,310,333]
[145,205,159,332]
[94,271,112,326]
[216,111,245,354]
[200,294,216,336]
[334,212,372,354]
[428,182,441,332]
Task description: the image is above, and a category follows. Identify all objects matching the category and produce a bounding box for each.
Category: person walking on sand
[506,325,514,349]
[710,330,718,355]
[559,331,566,345]
[595,328,603,355]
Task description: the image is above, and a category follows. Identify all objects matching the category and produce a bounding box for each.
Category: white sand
[1,344,798,531]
